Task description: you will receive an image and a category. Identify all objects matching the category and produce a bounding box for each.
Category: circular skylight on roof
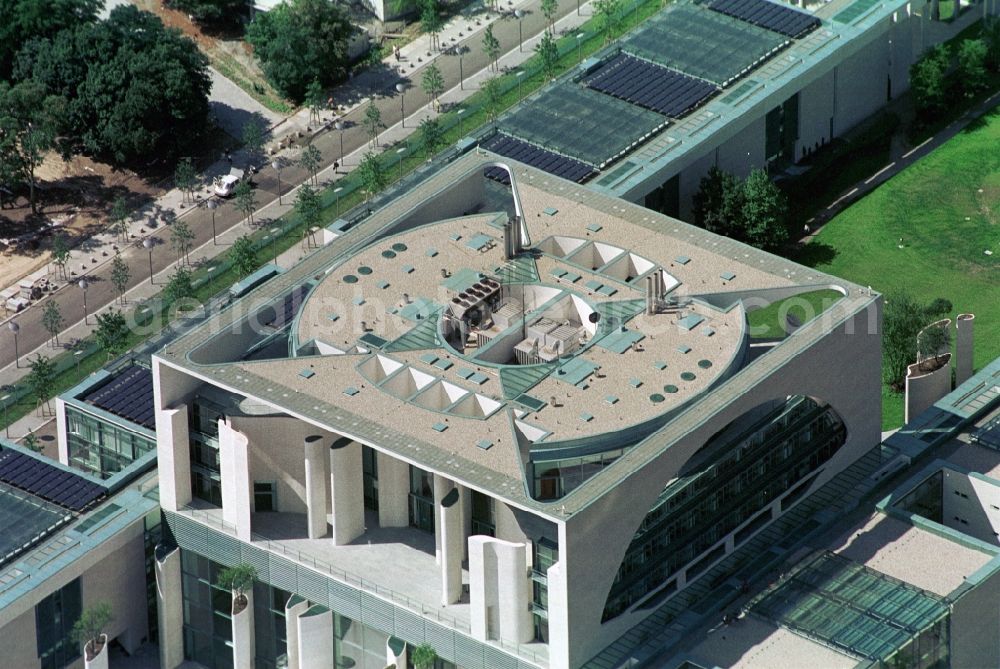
[681,372,696,381]
[698,359,713,369]
[382,250,397,259]
[649,393,665,403]
[663,384,678,394]
[343,274,358,284]
[358,266,373,275]
[391,242,408,252]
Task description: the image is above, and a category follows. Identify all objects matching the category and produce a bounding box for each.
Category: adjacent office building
[480,0,993,218]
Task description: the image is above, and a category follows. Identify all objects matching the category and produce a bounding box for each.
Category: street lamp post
[577,33,585,63]
[396,83,406,128]
[207,199,219,244]
[335,121,345,166]
[269,227,280,265]
[143,238,154,284]
[457,108,466,136]
[1,394,9,438]
[396,147,406,182]
[334,187,344,217]
[272,159,283,205]
[516,70,525,101]
[577,0,581,15]
[6,322,18,368]
[459,54,464,90]
[515,9,525,52]
[79,279,89,325]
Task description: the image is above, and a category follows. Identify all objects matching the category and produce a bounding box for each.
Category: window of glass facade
[601,397,847,622]
[531,538,558,642]
[409,465,434,532]
[181,550,234,669]
[189,396,225,506]
[35,577,82,669]
[254,482,277,512]
[65,406,155,479]
[253,583,290,669]
[144,511,163,645]
[362,446,379,512]
[532,446,628,501]
[470,490,495,537]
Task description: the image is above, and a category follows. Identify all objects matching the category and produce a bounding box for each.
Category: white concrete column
[155,546,184,669]
[440,487,463,605]
[469,536,532,643]
[434,474,454,564]
[219,420,252,541]
[284,595,310,669]
[905,354,953,423]
[231,589,255,669]
[546,559,568,669]
[156,405,191,512]
[55,397,69,466]
[330,438,365,545]
[496,540,533,643]
[956,314,975,385]
[377,451,409,528]
[386,636,408,668]
[469,536,496,640]
[304,435,329,540]
[298,606,334,669]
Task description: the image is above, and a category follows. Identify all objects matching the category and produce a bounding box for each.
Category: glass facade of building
[602,396,847,621]
[531,538,558,642]
[532,446,629,501]
[35,577,82,669]
[409,465,435,532]
[189,394,226,506]
[65,405,155,479]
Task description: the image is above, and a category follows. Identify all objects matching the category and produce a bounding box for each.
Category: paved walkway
[0,0,598,441]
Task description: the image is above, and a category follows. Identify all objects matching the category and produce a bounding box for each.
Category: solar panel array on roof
[265,284,312,330]
[705,0,820,38]
[622,3,789,87]
[498,82,668,168]
[585,53,719,118]
[83,365,155,430]
[0,448,106,512]
[481,134,597,184]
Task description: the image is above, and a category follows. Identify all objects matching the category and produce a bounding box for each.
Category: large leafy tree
[358,152,387,203]
[692,166,743,236]
[168,0,249,29]
[0,0,100,79]
[229,234,258,278]
[0,81,65,214]
[958,38,988,96]
[421,63,445,107]
[246,0,353,103]
[909,44,950,119]
[94,310,129,359]
[17,6,211,165]
[740,168,788,252]
[536,30,560,81]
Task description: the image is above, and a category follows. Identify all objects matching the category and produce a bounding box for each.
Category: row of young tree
[692,167,790,253]
[910,19,1000,120]
[0,2,212,211]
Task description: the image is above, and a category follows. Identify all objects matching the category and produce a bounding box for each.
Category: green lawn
[746,289,843,340]
[793,107,1000,430]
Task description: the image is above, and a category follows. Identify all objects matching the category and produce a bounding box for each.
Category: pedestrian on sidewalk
[394,45,401,61]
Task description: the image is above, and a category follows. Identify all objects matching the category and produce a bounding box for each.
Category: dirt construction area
[0,153,164,293]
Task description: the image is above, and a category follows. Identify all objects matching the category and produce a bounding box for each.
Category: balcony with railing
[177,503,549,667]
